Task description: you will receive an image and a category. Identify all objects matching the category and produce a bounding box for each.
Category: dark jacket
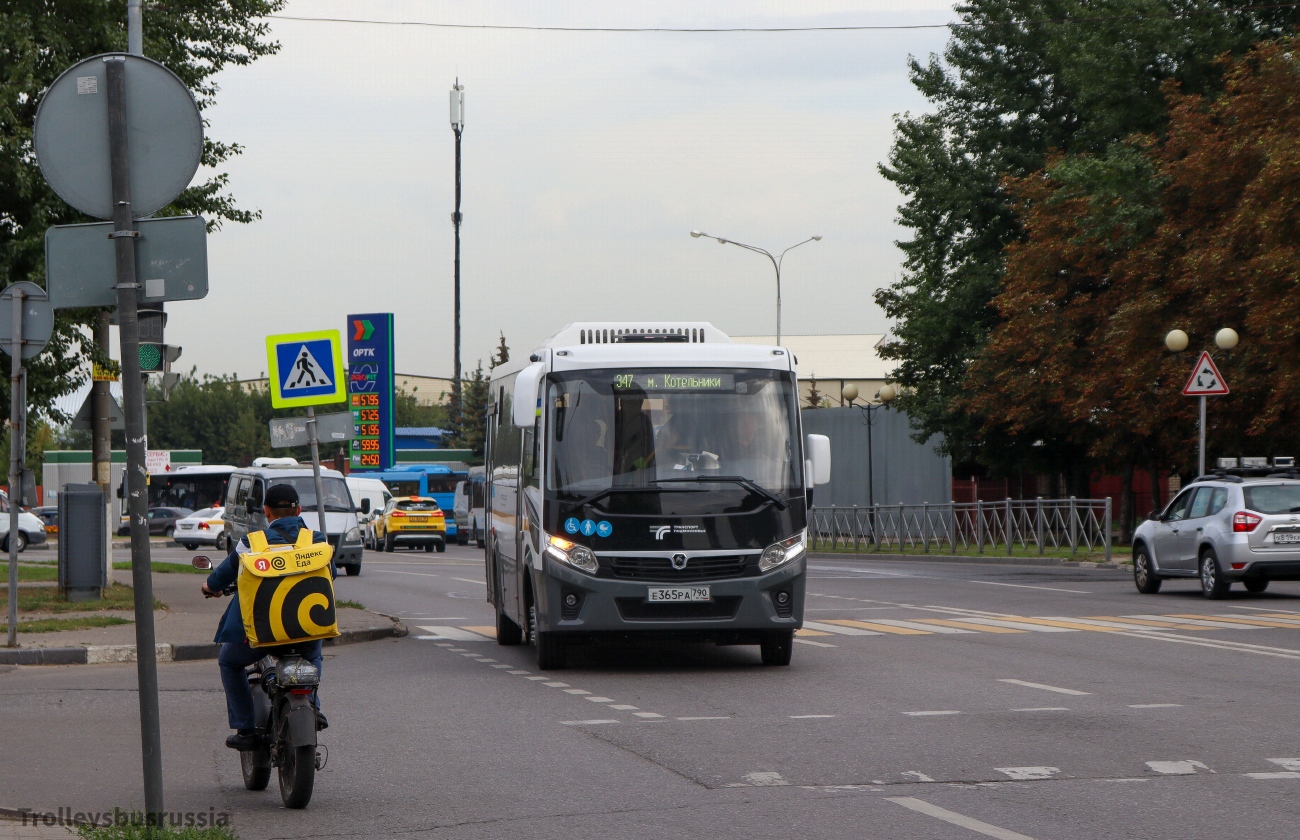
[207,516,329,644]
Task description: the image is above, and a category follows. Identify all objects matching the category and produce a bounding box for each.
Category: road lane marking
[903,710,961,716]
[490,664,512,668]
[462,625,498,638]
[866,618,974,634]
[803,620,884,636]
[1011,707,1069,712]
[910,618,1027,634]
[1245,771,1300,779]
[677,716,731,721]
[1146,760,1212,775]
[1229,613,1300,625]
[824,619,930,635]
[508,670,531,675]
[789,714,836,719]
[609,704,639,710]
[947,617,1075,633]
[1115,630,1300,660]
[743,772,789,786]
[998,679,1090,696]
[563,719,618,726]
[795,628,835,637]
[564,689,591,695]
[968,580,1090,594]
[1084,615,1212,630]
[1129,704,1182,709]
[1236,607,1300,614]
[633,712,664,718]
[1269,759,1300,771]
[586,696,614,703]
[901,771,935,782]
[372,569,443,578]
[451,577,485,584]
[988,616,1120,632]
[526,676,549,681]
[794,639,837,648]
[996,767,1060,781]
[1129,614,1260,630]
[543,681,570,688]
[886,797,1037,840]
[416,625,492,641]
[1049,617,1172,631]
[1170,614,1300,629]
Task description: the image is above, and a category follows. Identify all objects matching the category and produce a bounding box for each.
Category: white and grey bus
[484,322,830,669]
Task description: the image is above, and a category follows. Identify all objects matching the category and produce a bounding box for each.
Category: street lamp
[1165,327,1240,476]
[690,230,821,344]
[449,80,465,424]
[843,382,897,546]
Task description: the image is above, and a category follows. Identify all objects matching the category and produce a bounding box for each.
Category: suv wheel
[1200,550,1231,599]
[1133,546,1162,594]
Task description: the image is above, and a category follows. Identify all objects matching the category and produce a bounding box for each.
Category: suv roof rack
[1195,472,1244,483]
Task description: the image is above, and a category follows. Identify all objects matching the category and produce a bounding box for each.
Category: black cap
[265,483,299,509]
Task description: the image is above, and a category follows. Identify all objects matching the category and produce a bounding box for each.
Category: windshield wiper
[653,475,787,511]
[564,485,698,515]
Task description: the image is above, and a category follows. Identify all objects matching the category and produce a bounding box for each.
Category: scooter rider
[202,483,332,749]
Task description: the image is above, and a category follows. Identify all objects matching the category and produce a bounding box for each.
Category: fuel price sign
[347,313,394,470]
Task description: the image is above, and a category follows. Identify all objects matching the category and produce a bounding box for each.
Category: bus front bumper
[535,554,805,639]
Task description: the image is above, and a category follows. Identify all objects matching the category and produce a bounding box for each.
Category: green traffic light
[139,344,162,371]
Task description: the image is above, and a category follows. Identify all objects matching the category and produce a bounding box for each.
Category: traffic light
[136,308,181,373]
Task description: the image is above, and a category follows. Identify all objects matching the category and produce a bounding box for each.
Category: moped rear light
[1233,511,1262,532]
[289,687,314,695]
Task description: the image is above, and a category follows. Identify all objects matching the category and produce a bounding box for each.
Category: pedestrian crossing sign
[266,329,346,408]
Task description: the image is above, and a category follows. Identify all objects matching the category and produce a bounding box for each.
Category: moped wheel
[277,718,316,808]
[240,744,271,791]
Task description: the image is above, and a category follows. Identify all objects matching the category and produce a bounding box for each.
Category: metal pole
[1198,394,1206,476]
[6,290,22,648]
[106,55,164,821]
[866,406,876,548]
[1069,495,1078,556]
[127,0,142,55]
[451,119,463,427]
[1005,497,1012,556]
[1104,497,1113,564]
[306,405,327,535]
[1036,496,1044,556]
[976,499,983,553]
[92,312,114,588]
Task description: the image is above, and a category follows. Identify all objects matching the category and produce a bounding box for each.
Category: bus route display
[347,313,394,470]
[611,372,736,392]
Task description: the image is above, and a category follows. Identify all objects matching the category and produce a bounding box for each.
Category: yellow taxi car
[375,496,447,553]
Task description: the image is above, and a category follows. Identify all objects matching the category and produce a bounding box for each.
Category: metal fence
[809,497,1112,562]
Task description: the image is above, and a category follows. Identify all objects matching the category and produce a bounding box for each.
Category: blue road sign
[266,330,345,409]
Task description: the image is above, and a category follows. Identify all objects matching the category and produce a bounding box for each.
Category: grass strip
[0,562,59,582]
[113,560,208,574]
[336,599,365,610]
[74,813,239,838]
[0,615,132,634]
[0,584,165,613]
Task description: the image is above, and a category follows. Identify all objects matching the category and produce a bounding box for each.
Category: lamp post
[689,230,821,344]
[449,80,465,424]
[1166,327,1238,476]
[843,382,897,545]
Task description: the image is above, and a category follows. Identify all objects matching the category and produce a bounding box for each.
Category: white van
[346,476,392,551]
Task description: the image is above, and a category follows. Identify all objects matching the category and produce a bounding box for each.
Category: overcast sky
[150,0,955,382]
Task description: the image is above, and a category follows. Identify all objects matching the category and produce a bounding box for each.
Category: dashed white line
[563,719,619,726]
[585,696,614,703]
[490,664,512,669]
[450,577,485,585]
[1011,707,1069,712]
[677,716,731,721]
[998,679,1090,696]
[968,580,1089,594]
[1245,772,1300,779]
[1129,703,1182,709]
[1269,758,1300,771]
[789,714,836,719]
[633,712,664,719]
[1147,760,1212,775]
[563,689,591,695]
[508,670,531,675]
[886,796,1038,840]
[543,681,570,688]
[793,639,837,648]
[525,676,549,681]
[903,710,961,717]
[609,704,639,711]
[996,767,1060,781]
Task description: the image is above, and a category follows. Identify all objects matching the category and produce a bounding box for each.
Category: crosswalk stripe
[1255,613,1300,622]
[910,618,1027,634]
[803,620,884,636]
[796,628,835,637]
[1137,615,1261,630]
[945,617,1076,633]
[1168,615,1300,629]
[1001,616,1125,632]
[1085,616,1212,630]
[462,625,498,638]
[1243,614,1300,625]
[1044,617,1165,631]
[824,619,932,635]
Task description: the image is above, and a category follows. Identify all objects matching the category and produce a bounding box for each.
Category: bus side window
[523,425,540,488]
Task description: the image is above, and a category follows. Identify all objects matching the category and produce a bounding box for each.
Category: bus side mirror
[512,363,546,429]
[806,434,831,486]
[361,498,371,514]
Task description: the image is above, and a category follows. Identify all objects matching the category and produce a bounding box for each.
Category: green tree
[0,0,285,421]
[449,334,509,458]
[876,0,1300,475]
[393,388,450,428]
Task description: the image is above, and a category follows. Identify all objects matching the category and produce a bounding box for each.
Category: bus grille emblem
[671,554,688,570]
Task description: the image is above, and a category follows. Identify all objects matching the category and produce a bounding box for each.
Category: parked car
[374,496,446,552]
[174,506,228,551]
[0,503,49,552]
[1133,472,1300,598]
[31,505,59,534]
[117,506,194,538]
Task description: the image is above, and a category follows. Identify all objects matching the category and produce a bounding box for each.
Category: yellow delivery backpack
[237,528,340,647]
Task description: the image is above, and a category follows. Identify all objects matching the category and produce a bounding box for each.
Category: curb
[0,622,408,666]
[809,551,1131,571]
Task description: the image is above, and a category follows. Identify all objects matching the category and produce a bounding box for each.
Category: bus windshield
[546,368,801,513]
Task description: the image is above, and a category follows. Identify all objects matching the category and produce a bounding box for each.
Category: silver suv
[1133,474,1300,598]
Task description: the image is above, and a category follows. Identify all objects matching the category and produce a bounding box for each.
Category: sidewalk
[0,816,74,839]
[1,566,405,665]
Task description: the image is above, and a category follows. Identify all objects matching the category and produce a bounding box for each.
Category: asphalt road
[5,546,1300,839]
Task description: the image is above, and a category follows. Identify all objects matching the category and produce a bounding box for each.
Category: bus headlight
[759,531,806,572]
[546,534,599,574]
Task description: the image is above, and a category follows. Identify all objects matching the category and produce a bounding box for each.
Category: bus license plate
[648,586,710,603]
